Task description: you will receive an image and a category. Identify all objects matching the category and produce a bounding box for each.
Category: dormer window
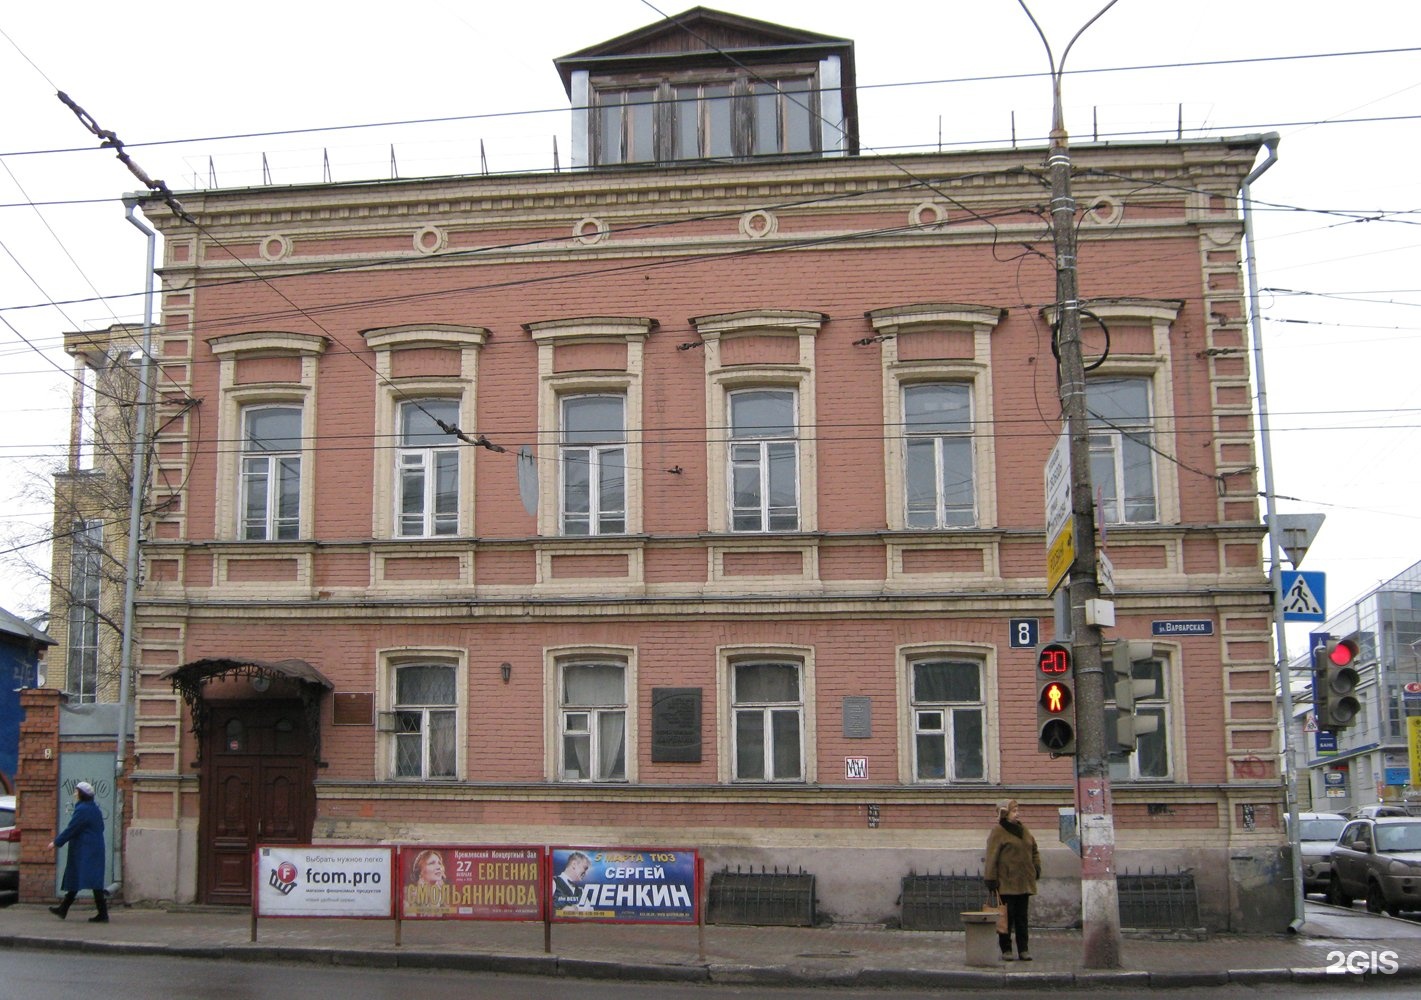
[556,7,857,170]
[593,71,818,165]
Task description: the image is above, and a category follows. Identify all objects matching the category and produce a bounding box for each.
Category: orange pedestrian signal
[1040,681,1071,714]
[1035,643,1076,755]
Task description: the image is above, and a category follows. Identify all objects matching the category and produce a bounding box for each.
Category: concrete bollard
[960,910,1000,966]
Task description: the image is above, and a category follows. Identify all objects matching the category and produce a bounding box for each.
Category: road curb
[2,928,1418,989]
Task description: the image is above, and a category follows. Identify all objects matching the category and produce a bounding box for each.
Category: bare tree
[0,326,149,702]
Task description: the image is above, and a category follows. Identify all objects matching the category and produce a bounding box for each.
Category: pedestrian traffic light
[1111,640,1159,753]
[1314,637,1362,730]
[1036,642,1076,755]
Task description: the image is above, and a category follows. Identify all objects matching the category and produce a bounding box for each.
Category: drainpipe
[113,196,157,895]
[1242,134,1300,930]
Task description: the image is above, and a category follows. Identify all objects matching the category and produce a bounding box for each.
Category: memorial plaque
[651,687,701,762]
[332,692,374,726]
[843,696,871,738]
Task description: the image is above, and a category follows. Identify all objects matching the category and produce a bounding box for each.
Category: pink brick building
[114,8,1285,928]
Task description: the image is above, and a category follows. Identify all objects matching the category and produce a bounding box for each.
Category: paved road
[4,949,1418,1000]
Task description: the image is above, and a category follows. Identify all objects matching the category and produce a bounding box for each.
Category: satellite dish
[517,446,538,516]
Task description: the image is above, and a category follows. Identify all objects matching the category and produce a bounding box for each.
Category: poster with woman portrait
[397,845,542,920]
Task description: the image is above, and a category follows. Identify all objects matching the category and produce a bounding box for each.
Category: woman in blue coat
[48,781,109,922]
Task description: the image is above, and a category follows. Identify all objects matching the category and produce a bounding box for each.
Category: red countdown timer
[1037,642,1071,676]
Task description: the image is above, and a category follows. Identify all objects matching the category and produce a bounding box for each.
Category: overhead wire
[2,44,1417,160]
[2,14,1415,553]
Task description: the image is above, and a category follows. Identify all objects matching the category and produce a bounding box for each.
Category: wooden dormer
[555,6,858,168]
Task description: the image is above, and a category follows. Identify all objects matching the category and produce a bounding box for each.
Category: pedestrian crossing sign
[1280,570,1326,622]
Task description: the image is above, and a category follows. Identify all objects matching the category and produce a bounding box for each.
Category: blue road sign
[1281,570,1326,622]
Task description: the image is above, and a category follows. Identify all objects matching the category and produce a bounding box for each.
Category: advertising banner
[255,845,394,918]
[549,847,697,924]
[398,845,542,920]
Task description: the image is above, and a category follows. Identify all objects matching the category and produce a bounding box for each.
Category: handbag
[992,891,1008,934]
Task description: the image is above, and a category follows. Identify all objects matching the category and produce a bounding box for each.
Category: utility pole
[1017,0,1123,969]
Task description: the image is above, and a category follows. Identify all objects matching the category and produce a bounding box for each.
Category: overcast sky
[2,1,1418,654]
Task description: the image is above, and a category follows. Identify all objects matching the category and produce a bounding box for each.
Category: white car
[1295,812,1347,894]
[0,794,17,891]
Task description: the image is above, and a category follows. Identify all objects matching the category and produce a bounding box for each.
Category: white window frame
[208,331,325,543]
[902,381,976,529]
[1087,376,1158,526]
[694,310,824,536]
[556,657,628,782]
[543,644,639,783]
[65,519,103,703]
[908,654,988,783]
[559,393,627,536]
[527,318,652,539]
[868,304,1003,534]
[731,658,805,782]
[377,649,467,781]
[396,398,461,538]
[1039,299,1182,526]
[715,644,816,784]
[364,325,486,540]
[239,404,303,541]
[727,387,800,533]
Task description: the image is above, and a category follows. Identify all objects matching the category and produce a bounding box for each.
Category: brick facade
[93,13,1286,931]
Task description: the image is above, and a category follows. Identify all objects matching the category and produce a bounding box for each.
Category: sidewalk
[3,899,1420,989]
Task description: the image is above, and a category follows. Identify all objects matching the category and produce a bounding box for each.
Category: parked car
[1343,803,1412,819]
[0,794,18,891]
[1327,816,1421,915]
[1293,811,1347,894]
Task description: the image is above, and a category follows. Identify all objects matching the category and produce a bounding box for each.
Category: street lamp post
[1017,0,1123,969]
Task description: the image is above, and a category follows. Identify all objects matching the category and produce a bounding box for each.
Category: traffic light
[1111,640,1159,754]
[1036,642,1076,755]
[1314,637,1362,730]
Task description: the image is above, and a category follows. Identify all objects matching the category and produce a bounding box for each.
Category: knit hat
[997,798,1017,816]
[75,781,95,797]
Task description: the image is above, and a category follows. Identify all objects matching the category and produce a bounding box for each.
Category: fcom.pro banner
[549,847,697,924]
[398,845,542,920]
[255,845,394,918]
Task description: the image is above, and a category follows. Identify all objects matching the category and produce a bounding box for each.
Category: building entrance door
[198,700,315,905]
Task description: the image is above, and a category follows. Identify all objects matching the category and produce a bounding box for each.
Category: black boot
[49,892,75,920]
[89,889,109,923]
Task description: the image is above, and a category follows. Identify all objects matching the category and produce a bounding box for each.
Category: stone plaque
[332,692,374,726]
[843,696,871,739]
[651,687,701,762]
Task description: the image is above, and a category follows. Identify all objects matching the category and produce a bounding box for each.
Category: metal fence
[1117,867,1200,930]
[707,866,815,926]
[899,871,989,931]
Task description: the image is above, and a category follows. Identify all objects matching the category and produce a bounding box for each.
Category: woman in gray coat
[984,799,1040,960]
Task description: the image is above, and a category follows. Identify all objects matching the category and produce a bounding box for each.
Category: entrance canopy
[162,657,333,761]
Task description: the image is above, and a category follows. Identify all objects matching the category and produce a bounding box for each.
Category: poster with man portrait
[549,846,698,923]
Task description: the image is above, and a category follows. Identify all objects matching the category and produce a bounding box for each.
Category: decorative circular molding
[739,209,778,239]
[259,234,291,261]
[573,217,609,245]
[1085,196,1122,226]
[413,225,447,255]
[910,202,948,229]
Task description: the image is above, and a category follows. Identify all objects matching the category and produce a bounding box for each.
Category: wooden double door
[199,700,315,905]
